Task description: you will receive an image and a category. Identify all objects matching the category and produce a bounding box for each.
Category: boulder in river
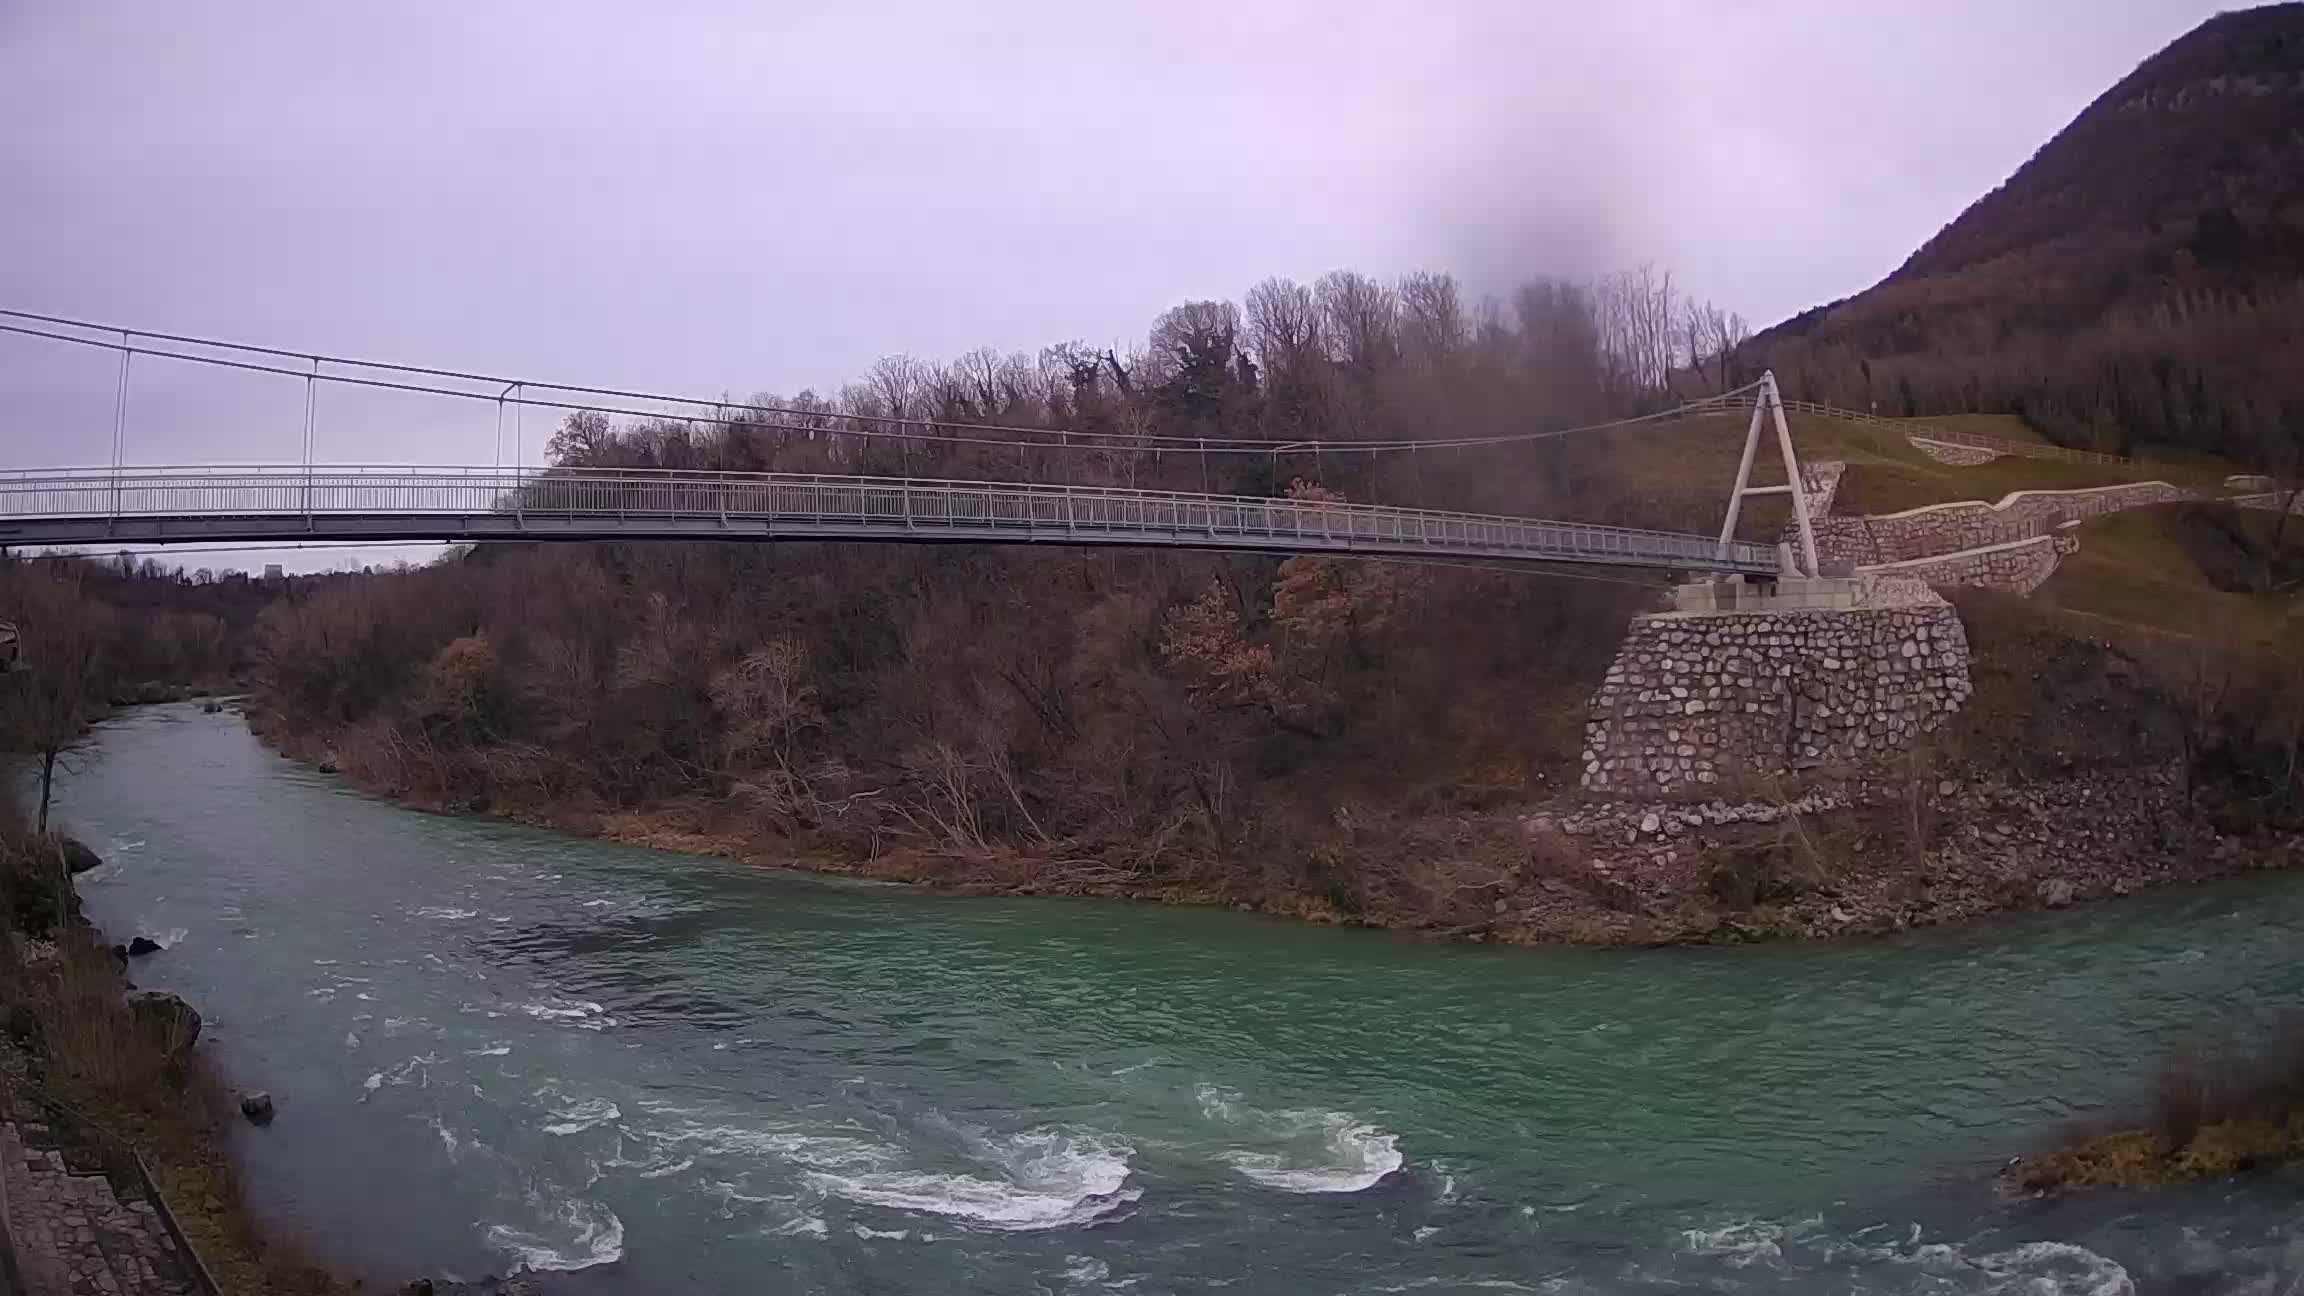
[57,836,104,875]
[2037,878,2077,909]
[240,1091,276,1125]
[125,990,201,1060]
[126,936,165,957]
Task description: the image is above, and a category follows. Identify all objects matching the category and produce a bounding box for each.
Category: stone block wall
[1582,598,1971,796]
[2236,490,2304,516]
[1861,533,2079,596]
[1910,437,2003,465]
[1800,462,1845,518]
[1802,481,2197,566]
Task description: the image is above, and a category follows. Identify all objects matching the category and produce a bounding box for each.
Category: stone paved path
[0,1121,195,1295]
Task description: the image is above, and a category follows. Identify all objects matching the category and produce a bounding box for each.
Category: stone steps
[0,1121,196,1295]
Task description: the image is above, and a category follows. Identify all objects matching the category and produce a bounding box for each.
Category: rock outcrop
[123,993,201,1065]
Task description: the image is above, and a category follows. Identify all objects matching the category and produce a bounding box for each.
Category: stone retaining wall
[1582,598,1971,796]
[1859,533,2079,596]
[1803,480,2197,565]
[1910,437,2004,466]
[2235,490,2304,516]
[1800,462,1845,518]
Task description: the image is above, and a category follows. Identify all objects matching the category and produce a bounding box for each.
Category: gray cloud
[0,0,2231,569]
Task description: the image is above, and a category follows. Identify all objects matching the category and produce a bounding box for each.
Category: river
[41,702,2304,1293]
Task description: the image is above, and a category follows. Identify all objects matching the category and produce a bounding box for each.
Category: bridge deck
[0,467,1777,575]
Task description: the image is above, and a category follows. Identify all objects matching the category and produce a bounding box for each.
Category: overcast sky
[0,0,2237,569]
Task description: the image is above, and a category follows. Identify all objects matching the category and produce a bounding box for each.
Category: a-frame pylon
[1714,370,1820,577]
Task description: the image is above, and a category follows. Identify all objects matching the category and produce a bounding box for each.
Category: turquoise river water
[44,703,2304,1293]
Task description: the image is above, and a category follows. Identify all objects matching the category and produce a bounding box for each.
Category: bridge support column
[1716,371,1821,577]
[1581,582,1972,797]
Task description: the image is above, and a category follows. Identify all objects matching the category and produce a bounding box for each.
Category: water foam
[659,1119,903,1173]
[1680,1219,1783,1267]
[542,1096,623,1136]
[416,906,479,921]
[1969,1241,2136,1296]
[519,996,614,1030]
[1198,1086,1404,1193]
[482,1198,624,1273]
[805,1127,1138,1231]
[600,1133,695,1179]
[359,1053,439,1099]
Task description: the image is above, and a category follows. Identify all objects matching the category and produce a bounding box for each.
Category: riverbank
[62,698,2304,1294]
[247,706,2301,946]
[2007,1025,2304,1194]
[0,824,350,1295]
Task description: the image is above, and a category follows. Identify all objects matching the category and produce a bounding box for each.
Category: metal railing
[0,464,1782,574]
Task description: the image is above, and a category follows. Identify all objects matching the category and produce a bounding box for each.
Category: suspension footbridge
[0,310,1810,577]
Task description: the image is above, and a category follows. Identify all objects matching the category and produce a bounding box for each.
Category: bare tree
[1315,270,1399,379]
[1593,263,1681,400]
[1681,298,1754,394]
[710,640,823,776]
[1397,271,1468,372]
[1244,278,1321,381]
[0,566,111,835]
[545,409,614,466]
[1244,277,1324,437]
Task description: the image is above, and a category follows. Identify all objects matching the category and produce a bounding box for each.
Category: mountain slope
[1753,3,2304,466]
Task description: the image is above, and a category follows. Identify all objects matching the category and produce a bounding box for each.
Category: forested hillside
[1752,3,2304,467]
[246,267,1740,927]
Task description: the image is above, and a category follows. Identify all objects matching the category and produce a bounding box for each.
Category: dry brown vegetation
[2013,1023,2304,1192]
[242,266,1791,930]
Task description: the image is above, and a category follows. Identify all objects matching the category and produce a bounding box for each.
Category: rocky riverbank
[247,703,2299,945]
[1512,768,2299,941]
[0,829,350,1295]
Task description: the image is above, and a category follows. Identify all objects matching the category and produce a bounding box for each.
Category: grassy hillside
[1531,409,2229,539]
[2038,506,2304,645]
